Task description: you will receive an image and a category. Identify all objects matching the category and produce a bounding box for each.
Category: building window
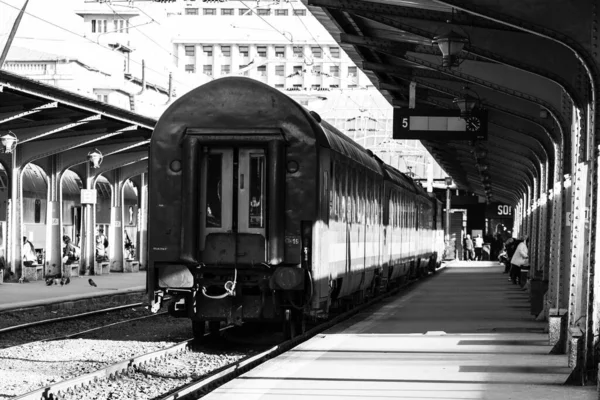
[348,84,357,88]
[239,8,251,15]
[239,65,249,76]
[311,46,322,58]
[185,64,195,73]
[275,65,285,76]
[293,84,302,89]
[293,46,303,57]
[203,8,216,15]
[221,65,230,75]
[330,84,339,88]
[103,95,109,103]
[185,45,195,56]
[91,20,96,33]
[203,46,213,56]
[311,84,321,90]
[275,9,288,16]
[221,46,231,57]
[257,46,267,57]
[125,20,129,33]
[221,8,234,15]
[330,47,340,58]
[293,65,302,74]
[114,20,118,32]
[239,46,249,57]
[185,8,199,15]
[275,84,284,88]
[120,20,124,32]
[275,46,285,57]
[203,65,213,76]
[294,9,306,16]
[257,65,267,76]
[348,66,357,77]
[330,66,340,77]
[257,8,270,16]
[102,20,108,33]
[312,65,322,74]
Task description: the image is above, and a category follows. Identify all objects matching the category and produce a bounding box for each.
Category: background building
[0,0,446,180]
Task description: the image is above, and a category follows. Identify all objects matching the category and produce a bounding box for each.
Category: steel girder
[305,0,600,382]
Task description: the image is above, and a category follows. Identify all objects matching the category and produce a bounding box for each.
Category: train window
[248,154,265,228]
[206,154,222,228]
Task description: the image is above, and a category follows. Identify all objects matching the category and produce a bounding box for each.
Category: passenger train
[147,77,445,338]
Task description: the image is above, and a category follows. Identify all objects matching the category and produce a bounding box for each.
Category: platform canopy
[303,0,599,205]
[0,69,155,172]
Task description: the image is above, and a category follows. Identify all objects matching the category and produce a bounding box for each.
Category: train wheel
[208,321,221,336]
[192,320,206,339]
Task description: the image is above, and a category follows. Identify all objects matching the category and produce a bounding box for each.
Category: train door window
[238,149,266,233]
[202,149,233,232]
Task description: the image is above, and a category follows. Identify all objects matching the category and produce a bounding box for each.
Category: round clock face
[466,116,481,132]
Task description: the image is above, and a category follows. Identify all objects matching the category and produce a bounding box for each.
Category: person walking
[474,234,484,260]
[464,234,474,261]
[510,237,529,285]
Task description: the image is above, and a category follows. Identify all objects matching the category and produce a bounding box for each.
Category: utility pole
[445,177,453,259]
[0,0,30,68]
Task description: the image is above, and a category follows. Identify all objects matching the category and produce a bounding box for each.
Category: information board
[393,108,488,140]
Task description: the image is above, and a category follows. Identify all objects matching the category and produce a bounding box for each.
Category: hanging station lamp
[1,131,18,153]
[87,149,104,169]
[453,86,481,118]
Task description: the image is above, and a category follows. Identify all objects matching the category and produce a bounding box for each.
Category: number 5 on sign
[402,117,409,129]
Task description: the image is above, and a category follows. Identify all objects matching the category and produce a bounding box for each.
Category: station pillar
[45,155,62,276]
[80,163,96,275]
[109,169,124,272]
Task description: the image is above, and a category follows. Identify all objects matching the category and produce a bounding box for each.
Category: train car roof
[151,77,382,175]
[382,164,429,196]
[317,118,383,174]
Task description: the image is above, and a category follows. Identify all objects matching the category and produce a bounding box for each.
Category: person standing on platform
[474,234,484,260]
[463,234,474,261]
[510,237,529,285]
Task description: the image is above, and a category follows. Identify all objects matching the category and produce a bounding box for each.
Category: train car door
[200,148,266,265]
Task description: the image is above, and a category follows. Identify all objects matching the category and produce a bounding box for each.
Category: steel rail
[0,302,146,334]
[12,264,447,400]
[159,263,448,400]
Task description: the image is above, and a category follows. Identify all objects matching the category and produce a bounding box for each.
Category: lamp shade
[453,93,479,117]
[0,131,18,153]
[432,30,469,67]
[87,149,104,168]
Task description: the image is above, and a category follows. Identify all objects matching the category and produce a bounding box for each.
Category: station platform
[206,261,597,400]
[0,271,146,312]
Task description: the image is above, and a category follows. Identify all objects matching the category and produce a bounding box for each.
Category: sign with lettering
[393,108,488,140]
[80,189,97,204]
[485,203,512,219]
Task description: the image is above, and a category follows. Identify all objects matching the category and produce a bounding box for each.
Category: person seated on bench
[62,236,80,265]
[23,236,37,268]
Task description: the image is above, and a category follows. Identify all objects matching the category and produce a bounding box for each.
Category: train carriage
[147,77,444,338]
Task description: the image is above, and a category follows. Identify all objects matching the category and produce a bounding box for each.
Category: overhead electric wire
[0,0,196,90]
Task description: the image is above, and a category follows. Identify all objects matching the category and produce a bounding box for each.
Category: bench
[94,261,110,275]
[23,264,43,281]
[124,260,139,273]
[64,263,80,278]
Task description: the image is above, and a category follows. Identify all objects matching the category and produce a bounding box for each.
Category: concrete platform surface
[206,261,596,400]
[0,272,146,311]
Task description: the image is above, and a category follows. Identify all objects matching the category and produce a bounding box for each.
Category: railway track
[11,268,440,400]
[0,300,170,350]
